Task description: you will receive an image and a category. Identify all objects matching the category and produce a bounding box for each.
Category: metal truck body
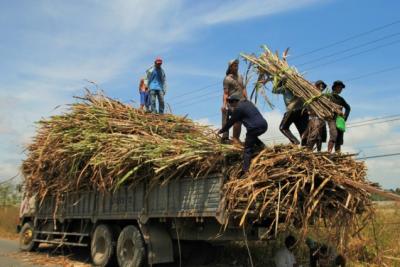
[18,175,265,266]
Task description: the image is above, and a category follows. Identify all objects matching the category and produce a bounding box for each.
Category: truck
[17,174,269,266]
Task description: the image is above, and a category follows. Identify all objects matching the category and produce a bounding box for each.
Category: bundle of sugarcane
[241,45,342,119]
[22,92,240,199]
[224,144,373,242]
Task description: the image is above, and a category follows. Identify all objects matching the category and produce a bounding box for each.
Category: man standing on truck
[327,80,351,153]
[222,59,248,144]
[303,80,328,151]
[147,57,166,114]
[273,77,308,145]
[218,95,267,173]
[138,77,150,111]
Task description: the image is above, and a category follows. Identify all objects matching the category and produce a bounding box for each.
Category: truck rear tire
[91,224,115,267]
[117,225,146,267]
[19,222,38,252]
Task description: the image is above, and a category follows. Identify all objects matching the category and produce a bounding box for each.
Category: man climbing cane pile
[218,95,268,174]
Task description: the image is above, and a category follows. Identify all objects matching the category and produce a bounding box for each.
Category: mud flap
[139,222,174,265]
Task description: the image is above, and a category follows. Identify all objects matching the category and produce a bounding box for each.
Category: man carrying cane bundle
[273,77,308,145]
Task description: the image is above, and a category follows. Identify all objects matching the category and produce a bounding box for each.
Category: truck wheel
[91,224,114,267]
[117,225,146,267]
[19,222,38,252]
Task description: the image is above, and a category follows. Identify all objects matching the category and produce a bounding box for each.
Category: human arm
[222,77,230,111]
[341,98,351,121]
[222,88,229,112]
[219,106,242,134]
[242,87,248,99]
[161,68,167,93]
[272,78,287,95]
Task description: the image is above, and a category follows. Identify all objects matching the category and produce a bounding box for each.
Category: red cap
[155,57,163,64]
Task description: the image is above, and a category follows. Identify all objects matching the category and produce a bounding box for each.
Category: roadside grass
[0,206,19,239]
[216,202,400,267]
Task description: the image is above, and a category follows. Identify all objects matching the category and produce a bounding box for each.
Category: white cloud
[198,0,321,25]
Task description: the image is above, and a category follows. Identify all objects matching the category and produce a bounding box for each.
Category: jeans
[150,90,165,114]
[243,125,268,172]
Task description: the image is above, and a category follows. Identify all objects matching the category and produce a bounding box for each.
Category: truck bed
[37,175,227,224]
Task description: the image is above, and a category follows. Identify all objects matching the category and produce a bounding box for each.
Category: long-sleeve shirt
[331,93,351,120]
[220,100,268,133]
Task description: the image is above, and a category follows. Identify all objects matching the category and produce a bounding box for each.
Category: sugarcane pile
[241,45,342,119]
[224,145,373,240]
[22,92,241,198]
[22,92,373,241]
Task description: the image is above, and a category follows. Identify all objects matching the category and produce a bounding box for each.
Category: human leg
[221,108,229,140]
[306,119,324,151]
[232,122,242,143]
[254,127,267,152]
[335,130,344,152]
[280,111,300,144]
[157,90,165,114]
[327,119,338,152]
[150,90,157,113]
[139,92,145,110]
[144,91,151,111]
[243,128,267,172]
[295,110,309,146]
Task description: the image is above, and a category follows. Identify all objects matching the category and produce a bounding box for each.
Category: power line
[168,82,220,101]
[357,152,400,160]
[262,115,400,142]
[167,23,400,105]
[304,39,400,71]
[348,117,400,128]
[169,54,400,111]
[342,114,400,126]
[356,142,400,150]
[297,32,400,67]
[172,91,222,110]
[290,19,400,60]
[344,65,400,82]
[167,22,400,110]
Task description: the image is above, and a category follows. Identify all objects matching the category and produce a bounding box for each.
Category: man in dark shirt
[218,95,268,173]
[327,80,351,152]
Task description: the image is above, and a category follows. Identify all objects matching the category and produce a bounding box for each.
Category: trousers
[221,106,242,140]
[150,90,165,114]
[243,126,268,172]
[280,109,308,145]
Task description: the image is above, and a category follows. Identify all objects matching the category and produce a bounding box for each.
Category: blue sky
[0,0,399,188]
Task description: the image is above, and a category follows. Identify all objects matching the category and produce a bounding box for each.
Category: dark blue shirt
[221,100,268,133]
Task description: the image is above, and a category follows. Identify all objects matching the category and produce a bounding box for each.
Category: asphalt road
[0,238,42,267]
[0,238,234,267]
[0,238,91,267]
